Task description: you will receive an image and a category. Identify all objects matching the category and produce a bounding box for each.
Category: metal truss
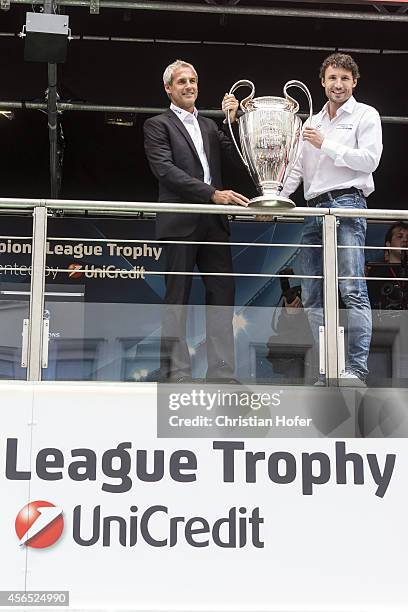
[2,0,408,22]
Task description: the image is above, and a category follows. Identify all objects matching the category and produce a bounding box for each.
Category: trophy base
[248,195,296,209]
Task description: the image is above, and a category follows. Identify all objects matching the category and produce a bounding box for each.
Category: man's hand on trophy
[303,127,324,149]
[222,93,239,123]
[211,189,249,207]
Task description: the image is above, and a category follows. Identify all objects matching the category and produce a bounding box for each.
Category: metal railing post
[27,205,48,381]
[322,214,339,383]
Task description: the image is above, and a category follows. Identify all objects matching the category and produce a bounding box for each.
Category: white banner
[0,382,406,611]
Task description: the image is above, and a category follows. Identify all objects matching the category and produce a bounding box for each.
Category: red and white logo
[15,501,64,549]
[68,263,83,279]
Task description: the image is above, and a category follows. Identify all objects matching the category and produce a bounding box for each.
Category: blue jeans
[301,191,372,381]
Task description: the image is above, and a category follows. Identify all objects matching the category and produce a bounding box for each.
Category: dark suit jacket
[143,109,239,239]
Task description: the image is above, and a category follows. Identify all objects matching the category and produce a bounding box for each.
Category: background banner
[0,382,406,611]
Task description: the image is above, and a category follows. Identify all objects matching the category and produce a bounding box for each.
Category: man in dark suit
[143,59,249,382]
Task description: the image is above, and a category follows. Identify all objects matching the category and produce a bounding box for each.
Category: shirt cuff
[321,138,347,161]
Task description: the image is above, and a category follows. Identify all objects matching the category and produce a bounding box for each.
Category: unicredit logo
[68,263,83,279]
[15,501,64,549]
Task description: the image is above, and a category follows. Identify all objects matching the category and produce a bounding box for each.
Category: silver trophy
[228,79,313,209]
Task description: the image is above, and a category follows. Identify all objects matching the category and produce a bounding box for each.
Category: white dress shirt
[170,103,212,185]
[281,96,383,201]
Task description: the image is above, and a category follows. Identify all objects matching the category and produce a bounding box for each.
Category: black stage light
[23,12,70,63]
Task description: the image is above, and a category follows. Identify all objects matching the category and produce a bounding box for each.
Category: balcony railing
[0,197,407,387]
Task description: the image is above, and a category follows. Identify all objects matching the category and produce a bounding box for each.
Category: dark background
[0,2,407,207]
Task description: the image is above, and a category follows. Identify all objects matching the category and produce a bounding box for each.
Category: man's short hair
[384,221,408,245]
[163,59,197,86]
[319,53,360,80]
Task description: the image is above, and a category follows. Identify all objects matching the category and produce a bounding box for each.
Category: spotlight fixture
[21,12,70,63]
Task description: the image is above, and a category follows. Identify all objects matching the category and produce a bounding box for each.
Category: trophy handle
[226,80,255,170]
[228,79,256,112]
[280,81,313,188]
[283,80,313,125]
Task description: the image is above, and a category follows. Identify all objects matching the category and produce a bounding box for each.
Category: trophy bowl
[228,80,313,209]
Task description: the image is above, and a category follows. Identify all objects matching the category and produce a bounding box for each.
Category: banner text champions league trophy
[228,79,313,209]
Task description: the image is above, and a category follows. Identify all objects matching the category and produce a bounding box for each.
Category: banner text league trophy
[228,79,313,209]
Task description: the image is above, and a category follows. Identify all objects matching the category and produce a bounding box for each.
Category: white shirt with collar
[281,95,383,201]
[170,103,212,185]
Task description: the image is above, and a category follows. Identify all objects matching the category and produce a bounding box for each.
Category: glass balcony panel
[336,218,408,391]
[334,219,408,438]
[365,220,408,389]
[0,215,33,380]
[42,215,324,385]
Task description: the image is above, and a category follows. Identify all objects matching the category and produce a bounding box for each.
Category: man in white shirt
[282,53,383,384]
[144,59,248,382]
